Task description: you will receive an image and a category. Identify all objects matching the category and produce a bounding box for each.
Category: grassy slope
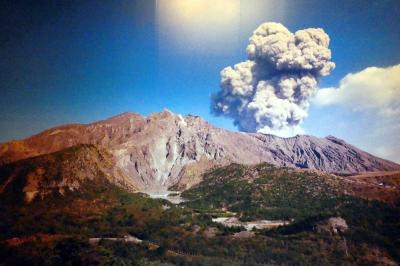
[0,144,136,206]
[182,163,344,220]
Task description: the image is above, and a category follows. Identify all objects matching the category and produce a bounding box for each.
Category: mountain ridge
[1,110,399,192]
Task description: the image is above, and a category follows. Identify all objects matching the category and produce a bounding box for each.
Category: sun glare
[156,0,241,55]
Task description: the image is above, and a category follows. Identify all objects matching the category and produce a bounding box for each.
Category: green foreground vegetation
[1,163,399,265]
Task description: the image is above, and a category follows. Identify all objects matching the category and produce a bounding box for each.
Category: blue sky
[0,0,399,161]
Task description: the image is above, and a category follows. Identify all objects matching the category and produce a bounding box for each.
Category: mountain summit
[1,110,399,191]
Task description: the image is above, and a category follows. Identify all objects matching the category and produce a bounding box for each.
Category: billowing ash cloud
[212,22,335,137]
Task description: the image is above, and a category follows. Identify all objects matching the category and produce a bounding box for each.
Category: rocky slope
[0,144,136,203]
[0,110,399,191]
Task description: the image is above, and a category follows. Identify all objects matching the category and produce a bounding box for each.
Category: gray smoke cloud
[212,22,335,137]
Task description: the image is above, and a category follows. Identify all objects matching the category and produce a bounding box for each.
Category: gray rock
[318,217,349,235]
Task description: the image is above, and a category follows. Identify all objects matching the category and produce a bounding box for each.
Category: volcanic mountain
[1,110,399,192]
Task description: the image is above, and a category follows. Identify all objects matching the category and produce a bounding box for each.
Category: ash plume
[212,22,335,137]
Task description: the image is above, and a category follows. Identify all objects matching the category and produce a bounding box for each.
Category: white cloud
[312,64,400,163]
[314,64,400,116]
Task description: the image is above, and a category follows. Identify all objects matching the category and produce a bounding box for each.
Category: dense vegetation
[182,163,344,220]
[1,162,399,265]
[183,163,400,263]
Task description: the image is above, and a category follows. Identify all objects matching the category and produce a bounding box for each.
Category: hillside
[1,163,399,265]
[182,163,400,263]
[1,110,399,191]
[0,144,136,204]
[183,163,400,216]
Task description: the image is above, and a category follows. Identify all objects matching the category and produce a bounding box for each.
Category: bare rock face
[1,110,399,192]
[327,217,349,234]
[317,217,349,235]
